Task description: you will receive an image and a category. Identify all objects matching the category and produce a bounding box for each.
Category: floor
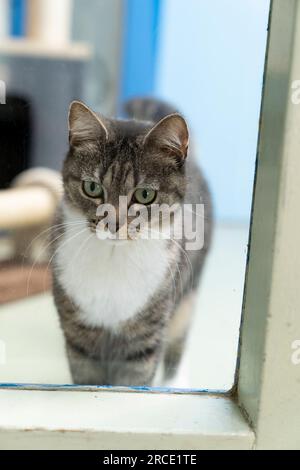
[0,222,249,391]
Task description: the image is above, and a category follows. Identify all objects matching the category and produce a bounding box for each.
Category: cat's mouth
[88,220,134,244]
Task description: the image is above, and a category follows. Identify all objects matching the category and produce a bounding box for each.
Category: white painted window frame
[0,0,299,450]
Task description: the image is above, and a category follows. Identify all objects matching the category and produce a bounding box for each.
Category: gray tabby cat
[51,98,212,386]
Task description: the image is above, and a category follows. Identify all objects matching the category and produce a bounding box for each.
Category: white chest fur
[54,208,170,330]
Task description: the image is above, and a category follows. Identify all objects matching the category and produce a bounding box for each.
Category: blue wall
[156,0,270,222]
[10,0,27,37]
[120,0,162,103]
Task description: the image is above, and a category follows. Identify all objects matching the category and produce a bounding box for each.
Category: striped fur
[51,98,213,386]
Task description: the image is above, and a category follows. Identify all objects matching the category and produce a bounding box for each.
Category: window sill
[0,389,254,450]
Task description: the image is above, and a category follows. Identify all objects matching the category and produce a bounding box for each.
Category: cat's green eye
[133,188,157,205]
[82,181,103,199]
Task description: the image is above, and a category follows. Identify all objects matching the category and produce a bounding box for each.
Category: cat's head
[62,101,189,242]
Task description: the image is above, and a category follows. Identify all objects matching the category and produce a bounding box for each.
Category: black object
[0,96,31,189]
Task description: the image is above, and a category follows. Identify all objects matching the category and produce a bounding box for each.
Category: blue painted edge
[119,0,162,108]
[10,0,27,37]
[0,383,227,396]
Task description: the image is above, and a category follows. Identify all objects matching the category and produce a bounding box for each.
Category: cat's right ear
[68,101,109,147]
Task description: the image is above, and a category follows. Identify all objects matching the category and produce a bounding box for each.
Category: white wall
[156,0,270,222]
[0,0,9,39]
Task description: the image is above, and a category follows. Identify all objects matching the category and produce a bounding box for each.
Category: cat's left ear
[68,101,109,146]
[143,113,189,163]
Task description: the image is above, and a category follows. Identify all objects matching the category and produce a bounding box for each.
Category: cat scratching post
[0,187,57,230]
[27,0,73,46]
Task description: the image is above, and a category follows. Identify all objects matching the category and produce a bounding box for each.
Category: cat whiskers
[146,227,194,296]
[26,223,87,297]
[43,226,94,292]
[22,220,86,267]
[44,226,89,276]
[137,227,183,303]
[164,255,180,305]
[184,206,206,219]
[168,237,194,292]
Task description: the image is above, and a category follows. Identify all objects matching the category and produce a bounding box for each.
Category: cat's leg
[163,291,196,382]
[66,342,108,385]
[66,339,163,387]
[107,351,162,387]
